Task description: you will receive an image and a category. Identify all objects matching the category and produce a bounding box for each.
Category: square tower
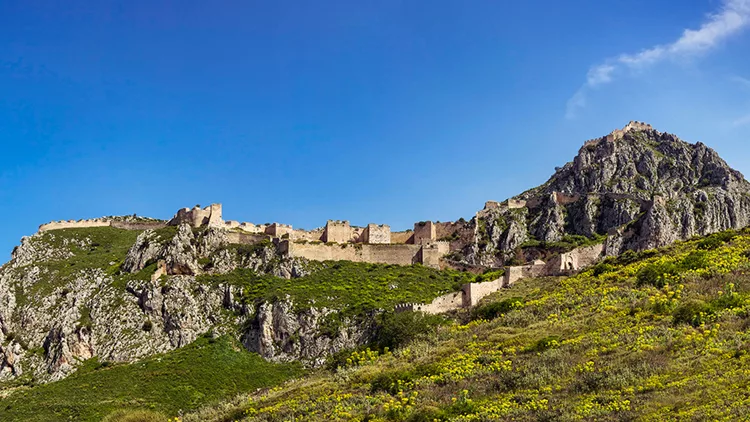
[362,224,391,244]
[323,220,352,243]
[413,221,436,245]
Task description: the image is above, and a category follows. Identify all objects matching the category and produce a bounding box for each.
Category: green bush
[525,336,561,353]
[673,300,714,327]
[592,262,616,276]
[680,250,710,271]
[636,262,679,288]
[698,231,737,250]
[471,297,524,321]
[372,312,446,351]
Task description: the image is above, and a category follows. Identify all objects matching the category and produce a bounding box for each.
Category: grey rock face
[0,225,364,384]
[465,124,750,265]
[242,300,372,367]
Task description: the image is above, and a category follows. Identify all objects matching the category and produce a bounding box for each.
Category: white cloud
[567,0,750,118]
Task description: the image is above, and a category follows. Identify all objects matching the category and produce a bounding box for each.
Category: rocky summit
[1,122,750,421]
[464,121,750,267]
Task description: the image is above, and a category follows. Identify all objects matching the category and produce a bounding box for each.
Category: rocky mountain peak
[533,122,748,201]
[464,123,750,266]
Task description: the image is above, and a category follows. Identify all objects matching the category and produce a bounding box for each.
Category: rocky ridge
[0,225,366,383]
[464,122,750,267]
[2,121,749,385]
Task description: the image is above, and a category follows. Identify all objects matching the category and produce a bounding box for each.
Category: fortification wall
[226,232,271,245]
[286,242,428,267]
[110,221,167,231]
[266,223,293,238]
[39,219,112,232]
[462,279,501,307]
[546,243,604,275]
[394,277,504,315]
[290,228,324,242]
[419,291,465,314]
[362,224,391,244]
[413,221,436,245]
[287,241,359,261]
[390,231,413,244]
[503,261,546,286]
[168,204,222,228]
[484,201,501,210]
[208,204,223,227]
[363,244,421,266]
[507,199,527,209]
[324,220,353,243]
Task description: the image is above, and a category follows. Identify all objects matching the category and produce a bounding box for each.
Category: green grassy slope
[0,336,303,422]
[198,262,502,316]
[182,229,750,421]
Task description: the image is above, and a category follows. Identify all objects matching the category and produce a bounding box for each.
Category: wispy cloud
[731,75,750,89]
[567,0,750,118]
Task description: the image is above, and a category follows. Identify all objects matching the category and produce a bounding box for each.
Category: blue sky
[1,0,750,258]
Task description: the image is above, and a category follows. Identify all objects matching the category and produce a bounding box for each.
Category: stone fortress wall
[582,120,656,148]
[37,202,609,313]
[39,218,166,232]
[39,219,112,232]
[397,241,606,315]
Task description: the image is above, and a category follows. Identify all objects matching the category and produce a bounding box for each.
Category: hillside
[179,228,750,421]
[2,122,750,421]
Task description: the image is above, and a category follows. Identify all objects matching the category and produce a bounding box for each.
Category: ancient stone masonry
[39,218,112,232]
[413,221,436,244]
[582,121,657,147]
[39,218,166,232]
[323,220,354,243]
[266,223,294,238]
[362,224,391,244]
[168,204,223,228]
[396,242,608,315]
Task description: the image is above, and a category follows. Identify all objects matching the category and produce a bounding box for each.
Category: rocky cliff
[0,225,369,384]
[465,122,750,267]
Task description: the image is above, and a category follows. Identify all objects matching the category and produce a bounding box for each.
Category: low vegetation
[177,228,750,421]
[0,335,303,422]
[197,261,486,316]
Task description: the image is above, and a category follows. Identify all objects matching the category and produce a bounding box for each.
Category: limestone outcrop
[463,122,750,266]
[0,229,362,383]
